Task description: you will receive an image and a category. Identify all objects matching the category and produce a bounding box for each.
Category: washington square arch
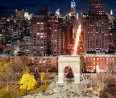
[57,55,80,84]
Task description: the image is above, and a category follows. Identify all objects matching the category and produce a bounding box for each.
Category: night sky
[0,0,116,18]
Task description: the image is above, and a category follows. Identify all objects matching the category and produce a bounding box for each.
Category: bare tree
[75,84,86,96]
[12,56,30,75]
[91,62,116,93]
[106,62,116,74]
[91,73,113,92]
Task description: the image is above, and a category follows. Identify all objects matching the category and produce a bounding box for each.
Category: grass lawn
[0,85,26,98]
[0,91,11,98]
[0,84,49,98]
[28,85,49,94]
[0,86,11,98]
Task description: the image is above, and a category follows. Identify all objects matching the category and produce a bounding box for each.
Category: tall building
[71,0,76,17]
[31,15,48,56]
[50,21,62,56]
[23,36,31,55]
[15,9,24,20]
[24,11,32,20]
[63,0,79,55]
[64,0,78,22]
[55,9,61,18]
[110,9,113,15]
[107,10,116,53]
[82,0,109,53]
[31,6,62,56]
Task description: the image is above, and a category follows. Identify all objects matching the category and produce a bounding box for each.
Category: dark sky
[0,0,116,18]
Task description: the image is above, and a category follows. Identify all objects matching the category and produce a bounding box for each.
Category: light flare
[73,25,81,55]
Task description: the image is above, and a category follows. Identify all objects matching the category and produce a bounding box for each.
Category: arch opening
[64,66,74,83]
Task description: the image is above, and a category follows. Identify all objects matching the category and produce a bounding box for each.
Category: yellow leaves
[0,58,8,63]
[41,73,45,81]
[19,73,37,91]
[0,59,12,75]
[50,73,56,77]
[23,66,30,74]
[41,73,49,85]
[83,73,90,76]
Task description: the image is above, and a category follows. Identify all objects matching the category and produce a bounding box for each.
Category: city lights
[0,0,116,97]
[73,25,81,55]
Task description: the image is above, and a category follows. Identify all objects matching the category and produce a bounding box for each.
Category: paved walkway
[20,78,98,98]
[20,83,99,98]
[21,94,99,98]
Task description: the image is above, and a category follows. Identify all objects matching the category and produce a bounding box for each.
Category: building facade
[82,0,109,53]
[23,36,31,55]
[71,0,76,17]
[107,12,116,53]
[15,9,24,20]
[31,6,62,56]
[85,53,116,72]
[10,56,58,72]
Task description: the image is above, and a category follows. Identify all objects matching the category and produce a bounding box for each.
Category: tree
[106,62,116,74]
[91,62,116,93]
[66,68,74,79]
[106,62,116,87]
[0,58,13,91]
[75,84,86,96]
[48,67,58,72]
[19,73,37,92]
[91,73,113,92]
[41,73,49,85]
[12,56,30,76]
[0,59,12,75]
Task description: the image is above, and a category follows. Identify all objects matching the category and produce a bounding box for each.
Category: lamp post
[41,73,42,88]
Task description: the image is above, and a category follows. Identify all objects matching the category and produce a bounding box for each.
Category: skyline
[0,0,116,18]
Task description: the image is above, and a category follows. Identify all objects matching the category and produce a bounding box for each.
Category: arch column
[74,73,80,84]
[57,62,64,83]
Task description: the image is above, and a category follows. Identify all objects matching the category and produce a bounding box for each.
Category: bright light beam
[73,25,81,55]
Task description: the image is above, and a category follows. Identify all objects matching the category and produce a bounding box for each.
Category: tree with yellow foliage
[19,73,37,92]
[41,73,49,85]
[0,60,12,75]
[0,58,13,91]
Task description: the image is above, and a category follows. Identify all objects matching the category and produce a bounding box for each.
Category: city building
[63,0,79,55]
[15,9,24,20]
[71,0,76,17]
[24,11,33,20]
[23,36,31,55]
[0,51,9,59]
[82,0,109,53]
[55,9,61,19]
[30,56,57,72]
[63,23,75,55]
[0,44,10,52]
[0,33,5,44]
[31,6,62,56]
[85,53,116,72]
[107,10,116,53]
[10,56,58,72]
[64,0,78,22]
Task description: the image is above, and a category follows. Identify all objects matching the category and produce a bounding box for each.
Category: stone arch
[57,55,80,84]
